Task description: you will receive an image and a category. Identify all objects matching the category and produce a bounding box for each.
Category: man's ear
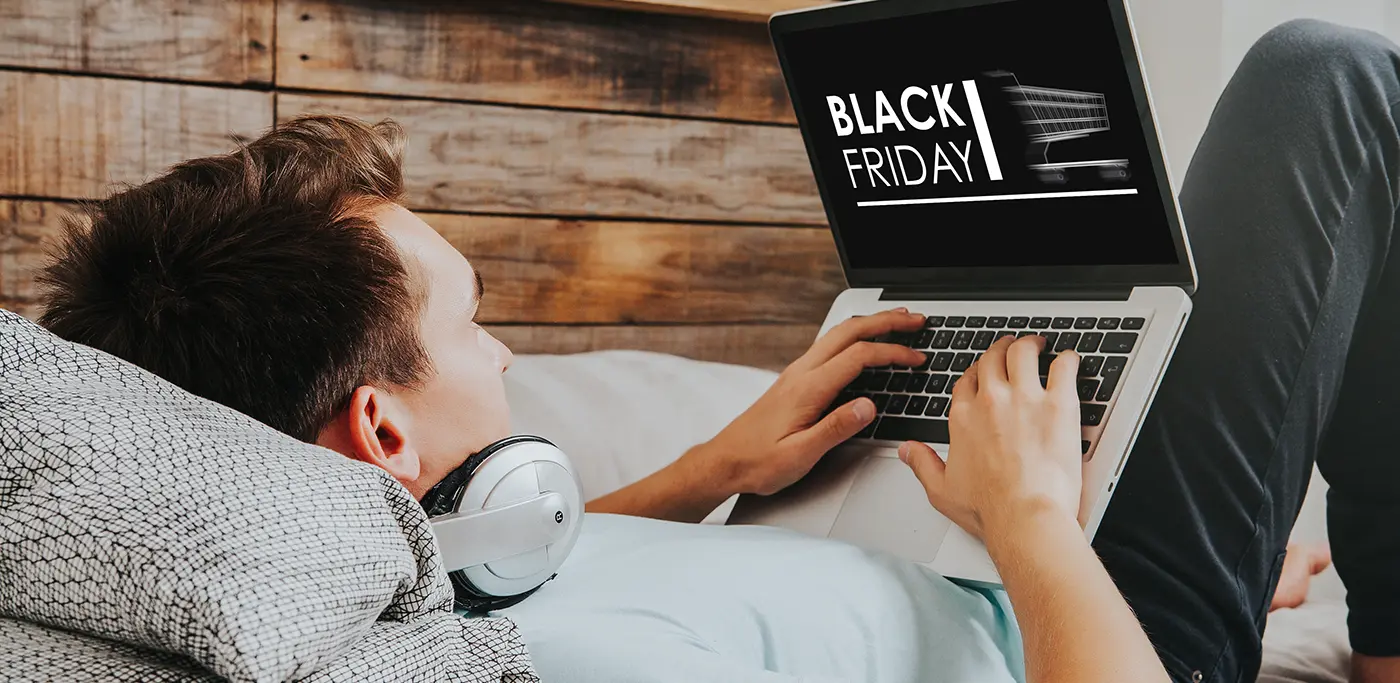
[338,386,422,486]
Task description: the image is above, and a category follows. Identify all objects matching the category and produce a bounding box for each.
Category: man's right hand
[898,334,1084,539]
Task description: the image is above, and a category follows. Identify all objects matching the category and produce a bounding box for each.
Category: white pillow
[504,351,778,521]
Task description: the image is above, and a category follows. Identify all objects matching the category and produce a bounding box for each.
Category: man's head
[38,115,514,498]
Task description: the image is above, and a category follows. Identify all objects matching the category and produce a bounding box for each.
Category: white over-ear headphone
[420,435,584,613]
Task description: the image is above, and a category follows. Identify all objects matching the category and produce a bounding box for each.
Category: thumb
[795,397,876,455]
[899,440,947,506]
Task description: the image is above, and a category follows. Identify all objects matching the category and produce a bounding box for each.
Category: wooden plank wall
[0,0,842,369]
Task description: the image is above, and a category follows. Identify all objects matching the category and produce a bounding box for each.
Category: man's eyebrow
[474,269,485,303]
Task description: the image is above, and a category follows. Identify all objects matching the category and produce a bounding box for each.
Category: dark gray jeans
[1093,19,1400,683]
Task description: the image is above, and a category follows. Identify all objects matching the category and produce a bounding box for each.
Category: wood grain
[545,0,835,23]
[0,0,274,84]
[277,0,794,124]
[278,92,823,224]
[488,324,818,370]
[432,213,842,324]
[0,200,70,320]
[0,72,273,200]
[0,202,843,326]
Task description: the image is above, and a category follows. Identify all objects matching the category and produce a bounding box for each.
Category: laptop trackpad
[827,456,953,563]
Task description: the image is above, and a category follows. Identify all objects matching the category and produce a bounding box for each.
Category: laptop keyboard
[832,314,1146,457]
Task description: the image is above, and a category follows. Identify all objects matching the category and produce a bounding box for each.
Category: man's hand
[900,334,1084,538]
[585,308,927,522]
[898,335,1169,683]
[701,308,928,496]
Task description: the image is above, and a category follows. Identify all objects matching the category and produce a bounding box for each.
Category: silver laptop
[727,0,1196,585]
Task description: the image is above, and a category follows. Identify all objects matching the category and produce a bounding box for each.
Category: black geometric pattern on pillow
[0,310,538,682]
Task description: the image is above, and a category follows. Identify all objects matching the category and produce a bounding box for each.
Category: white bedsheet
[504,350,1350,683]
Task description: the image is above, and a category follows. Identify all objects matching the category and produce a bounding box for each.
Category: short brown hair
[38,115,432,442]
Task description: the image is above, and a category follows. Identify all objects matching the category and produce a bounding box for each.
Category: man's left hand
[692,309,928,497]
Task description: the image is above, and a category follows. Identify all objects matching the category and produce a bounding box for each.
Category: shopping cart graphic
[992,71,1130,184]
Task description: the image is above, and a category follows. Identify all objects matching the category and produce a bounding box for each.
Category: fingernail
[897,442,910,463]
[893,307,908,313]
[853,398,875,422]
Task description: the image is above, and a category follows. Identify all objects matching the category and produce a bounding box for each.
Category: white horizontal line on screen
[856,188,1138,207]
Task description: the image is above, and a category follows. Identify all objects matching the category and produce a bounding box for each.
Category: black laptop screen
[776,0,1180,271]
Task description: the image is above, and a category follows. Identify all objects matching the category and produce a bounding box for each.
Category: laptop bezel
[769,0,1198,295]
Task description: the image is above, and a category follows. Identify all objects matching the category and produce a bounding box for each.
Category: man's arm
[1354,655,1400,683]
[586,309,929,522]
[901,335,1168,683]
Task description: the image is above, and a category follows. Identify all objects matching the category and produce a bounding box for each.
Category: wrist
[677,439,746,500]
[983,500,1085,566]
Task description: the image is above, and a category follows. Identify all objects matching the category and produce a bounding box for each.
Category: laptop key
[972,331,995,350]
[1074,317,1098,330]
[1038,354,1055,375]
[1077,332,1104,353]
[1052,317,1075,329]
[1101,332,1138,353]
[907,373,929,393]
[925,373,950,394]
[1081,403,1107,426]
[1081,440,1092,455]
[1017,331,1037,338]
[930,352,954,372]
[867,371,892,391]
[1079,355,1105,377]
[875,416,951,444]
[1030,317,1052,329]
[931,330,954,349]
[1055,332,1082,353]
[945,316,966,328]
[1040,331,1060,349]
[1121,317,1146,330]
[887,394,910,415]
[926,396,950,417]
[887,373,911,393]
[1096,357,1127,401]
[987,316,1008,328]
[966,316,987,328]
[914,353,933,372]
[1077,378,1101,401]
[924,315,946,328]
[951,353,975,373]
[856,418,878,439]
[1097,317,1121,330]
[872,393,892,413]
[915,330,936,349]
[949,374,962,390]
[906,395,929,416]
[1009,316,1030,328]
[952,331,975,349]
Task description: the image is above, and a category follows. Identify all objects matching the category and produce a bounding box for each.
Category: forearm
[987,507,1168,683]
[584,443,737,523]
[1354,654,1400,683]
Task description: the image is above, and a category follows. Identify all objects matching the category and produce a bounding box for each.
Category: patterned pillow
[0,310,538,682]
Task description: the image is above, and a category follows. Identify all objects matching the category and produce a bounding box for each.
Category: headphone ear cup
[426,435,581,614]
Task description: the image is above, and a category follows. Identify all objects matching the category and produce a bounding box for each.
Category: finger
[949,364,978,416]
[898,440,948,508]
[793,309,926,371]
[1046,350,1081,403]
[787,397,877,457]
[812,341,926,396]
[977,335,1014,388]
[1005,334,1047,391]
[1308,544,1333,575]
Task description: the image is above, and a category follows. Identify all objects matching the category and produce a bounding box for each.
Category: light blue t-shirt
[493,514,1024,683]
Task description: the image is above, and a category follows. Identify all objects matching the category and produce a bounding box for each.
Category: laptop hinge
[877,287,1132,302]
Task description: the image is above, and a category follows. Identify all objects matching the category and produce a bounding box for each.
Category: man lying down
[35,21,1400,683]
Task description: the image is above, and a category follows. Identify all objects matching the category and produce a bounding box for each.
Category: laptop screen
[774,0,1184,276]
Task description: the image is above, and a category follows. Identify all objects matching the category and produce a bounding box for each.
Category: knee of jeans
[1240,19,1400,94]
